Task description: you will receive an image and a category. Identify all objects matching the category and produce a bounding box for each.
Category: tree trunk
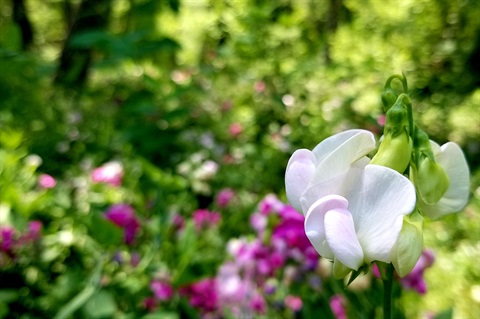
[55,0,111,88]
[12,0,34,50]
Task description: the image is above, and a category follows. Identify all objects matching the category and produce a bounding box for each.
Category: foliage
[0,0,479,318]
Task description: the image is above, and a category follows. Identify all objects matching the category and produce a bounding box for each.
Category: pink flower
[193,209,221,230]
[150,280,173,301]
[92,161,123,186]
[254,81,266,93]
[250,213,267,233]
[229,123,243,137]
[377,114,386,126]
[104,204,140,244]
[272,205,311,252]
[330,294,347,319]
[24,221,42,242]
[284,295,303,312]
[258,194,284,215]
[250,292,266,314]
[38,174,56,189]
[216,188,235,208]
[0,227,15,252]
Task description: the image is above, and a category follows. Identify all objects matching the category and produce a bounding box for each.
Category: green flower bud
[417,157,450,205]
[371,94,413,173]
[390,211,424,277]
[381,87,398,112]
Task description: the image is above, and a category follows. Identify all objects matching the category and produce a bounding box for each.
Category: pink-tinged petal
[300,157,368,212]
[420,142,470,218]
[304,195,349,260]
[349,165,416,263]
[324,208,363,270]
[311,130,376,183]
[285,149,316,212]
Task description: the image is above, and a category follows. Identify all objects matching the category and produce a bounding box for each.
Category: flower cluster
[285,74,470,280]
[0,221,43,264]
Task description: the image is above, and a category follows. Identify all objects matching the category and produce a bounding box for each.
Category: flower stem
[382,263,395,319]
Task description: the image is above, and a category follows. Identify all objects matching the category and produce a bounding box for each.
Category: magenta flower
[180,278,218,315]
[272,205,311,252]
[91,161,123,187]
[23,221,42,242]
[104,204,140,244]
[150,280,173,301]
[216,188,235,208]
[193,209,220,230]
[400,249,435,294]
[38,174,56,189]
[0,227,15,252]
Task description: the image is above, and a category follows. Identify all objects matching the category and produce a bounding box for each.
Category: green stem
[382,263,395,319]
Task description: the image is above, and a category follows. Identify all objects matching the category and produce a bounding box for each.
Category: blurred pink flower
[400,249,435,294]
[216,188,235,208]
[250,213,268,233]
[193,209,221,230]
[24,221,42,242]
[150,280,173,301]
[0,227,15,252]
[284,295,303,312]
[250,292,266,314]
[330,294,347,319]
[38,174,56,189]
[229,123,243,137]
[104,204,140,244]
[92,161,123,186]
[377,114,386,126]
[180,278,218,315]
[254,81,266,93]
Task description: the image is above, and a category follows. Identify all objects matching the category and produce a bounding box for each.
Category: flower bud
[371,95,413,173]
[416,157,450,205]
[381,87,398,112]
[390,211,423,277]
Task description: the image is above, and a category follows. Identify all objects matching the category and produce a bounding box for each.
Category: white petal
[420,142,470,218]
[311,130,376,183]
[348,165,416,263]
[304,195,349,259]
[300,157,368,212]
[324,208,364,270]
[285,149,316,212]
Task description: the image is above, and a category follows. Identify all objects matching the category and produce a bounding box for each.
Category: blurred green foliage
[0,0,479,318]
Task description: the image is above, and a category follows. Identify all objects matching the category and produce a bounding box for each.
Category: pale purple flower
[249,292,266,314]
[104,204,140,244]
[150,280,173,301]
[38,174,56,189]
[250,213,267,233]
[216,188,235,208]
[258,194,284,215]
[92,161,123,186]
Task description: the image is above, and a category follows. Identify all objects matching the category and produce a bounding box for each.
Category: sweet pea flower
[92,161,123,186]
[150,280,173,301]
[38,174,56,189]
[417,141,470,218]
[216,188,235,207]
[285,130,416,275]
[0,227,16,252]
[104,204,140,244]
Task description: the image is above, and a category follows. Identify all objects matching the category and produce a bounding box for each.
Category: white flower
[418,141,470,218]
[285,130,416,272]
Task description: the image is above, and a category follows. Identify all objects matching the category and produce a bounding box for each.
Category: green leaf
[142,312,179,319]
[90,212,123,246]
[83,290,117,319]
[433,308,454,319]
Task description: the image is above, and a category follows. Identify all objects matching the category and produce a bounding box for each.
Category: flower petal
[324,208,364,270]
[349,165,416,263]
[300,157,368,212]
[420,142,470,218]
[311,130,376,183]
[285,149,317,212]
[304,195,349,259]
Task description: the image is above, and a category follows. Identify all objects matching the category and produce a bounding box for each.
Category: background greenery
[0,0,479,318]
